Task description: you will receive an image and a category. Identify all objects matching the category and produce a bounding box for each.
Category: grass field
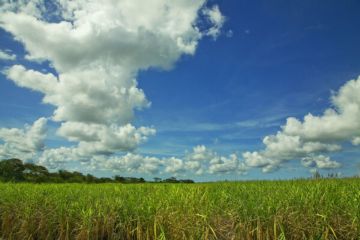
[0,178,359,240]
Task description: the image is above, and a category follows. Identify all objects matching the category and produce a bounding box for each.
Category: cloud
[58,122,155,155]
[352,137,360,146]
[208,154,239,174]
[243,76,360,172]
[93,153,164,174]
[0,118,47,161]
[185,145,246,175]
[5,65,149,126]
[1,0,226,166]
[0,0,45,18]
[243,151,270,168]
[0,1,213,73]
[186,145,214,161]
[163,147,245,175]
[164,157,185,174]
[203,5,225,39]
[282,78,360,141]
[37,147,80,169]
[5,64,57,93]
[0,49,16,61]
[301,155,341,169]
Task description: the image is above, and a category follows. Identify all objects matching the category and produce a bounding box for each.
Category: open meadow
[0,178,359,240]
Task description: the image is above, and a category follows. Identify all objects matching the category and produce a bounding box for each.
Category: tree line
[0,159,194,183]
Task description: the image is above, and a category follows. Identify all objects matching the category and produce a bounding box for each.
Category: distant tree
[125,177,142,183]
[69,171,86,182]
[164,177,178,183]
[96,177,113,183]
[0,159,25,182]
[48,172,63,183]
[153,177,162,182]
[86,174,97,183]
[114,175,126,183]
[179,179,194,183]
[58,170,73,181]
[23,162,49,182]
[0,159,154,184]
[162,177,194,183]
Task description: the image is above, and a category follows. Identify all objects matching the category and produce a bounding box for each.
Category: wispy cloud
[157,114,287,133]
[0,49,16,61]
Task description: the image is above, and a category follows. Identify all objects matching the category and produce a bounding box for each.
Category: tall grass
[0,178,359,239]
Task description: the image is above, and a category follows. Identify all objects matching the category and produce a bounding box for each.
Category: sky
[0,0,360,181]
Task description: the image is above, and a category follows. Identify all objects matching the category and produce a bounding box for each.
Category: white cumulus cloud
[0,118,47,161]
[243,76,360,172]
[164,157,185,174]
[93,153,164,174]
[58,122,155,155]
[301,155,341,169]
[185,145,246,175]
[208,154,239,174]
[37,147,80,169]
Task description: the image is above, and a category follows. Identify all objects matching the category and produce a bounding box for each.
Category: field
[0,179,359,240]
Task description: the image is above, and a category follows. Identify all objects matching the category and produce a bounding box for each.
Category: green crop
[0,178,359,239]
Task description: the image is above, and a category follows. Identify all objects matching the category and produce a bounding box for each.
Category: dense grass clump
[0,178,359,239]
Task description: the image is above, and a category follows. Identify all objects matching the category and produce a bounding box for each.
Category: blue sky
[1,0,360,181]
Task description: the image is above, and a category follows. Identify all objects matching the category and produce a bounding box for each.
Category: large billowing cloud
[0,0,226,165]
[243,76,360,172]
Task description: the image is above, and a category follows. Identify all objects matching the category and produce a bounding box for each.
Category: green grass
[0,178,359,239]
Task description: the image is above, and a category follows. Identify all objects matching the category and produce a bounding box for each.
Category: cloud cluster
[0,118,47,161]
[92,153,164,175]
[181,145,246,175]
[36,144,246,177]
[1,0,226,164]
[243,76,360,172]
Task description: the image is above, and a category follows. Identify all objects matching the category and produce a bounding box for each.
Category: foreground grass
[0,179,359,240]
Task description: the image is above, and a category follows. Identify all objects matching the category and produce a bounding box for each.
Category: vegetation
[0,178,359,239]
[0,159,194,184]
